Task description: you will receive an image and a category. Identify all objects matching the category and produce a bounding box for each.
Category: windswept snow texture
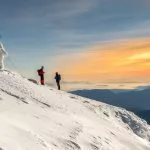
[0,70,149,150]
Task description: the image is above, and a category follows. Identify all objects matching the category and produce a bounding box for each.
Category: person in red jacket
[37,66,45,85]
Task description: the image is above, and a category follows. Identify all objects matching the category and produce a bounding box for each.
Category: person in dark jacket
[55,72,61,90]
[37,66,45,85]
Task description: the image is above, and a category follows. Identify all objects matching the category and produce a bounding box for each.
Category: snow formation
[0,70,149,150]
[0,42,7,70]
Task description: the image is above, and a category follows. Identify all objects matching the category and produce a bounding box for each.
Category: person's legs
[58,81,60,90]
[40,75,45,85]
[56,81,60,90]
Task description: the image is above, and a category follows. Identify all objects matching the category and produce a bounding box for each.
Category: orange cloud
[54,38,150,83]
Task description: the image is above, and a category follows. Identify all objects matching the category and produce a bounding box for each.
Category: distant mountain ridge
[70,88,150,123]
[71,88,150,110]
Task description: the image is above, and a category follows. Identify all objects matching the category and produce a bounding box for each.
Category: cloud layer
[55,38,150,83]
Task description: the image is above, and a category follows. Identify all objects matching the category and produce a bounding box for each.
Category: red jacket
[38,69,45,75]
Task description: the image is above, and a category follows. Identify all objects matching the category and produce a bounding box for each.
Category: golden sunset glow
[54,38,150,83]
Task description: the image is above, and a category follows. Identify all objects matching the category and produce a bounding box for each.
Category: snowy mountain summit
[0,70,150,150]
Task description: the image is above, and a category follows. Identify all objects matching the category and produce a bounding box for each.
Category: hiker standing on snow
[0,42,7,70]
[55,72,61,90]
[37,66,45,85]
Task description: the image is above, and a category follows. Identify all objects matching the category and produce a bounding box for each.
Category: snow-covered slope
[0,70,149,150]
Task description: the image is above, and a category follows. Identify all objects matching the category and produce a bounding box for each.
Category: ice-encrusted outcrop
[0,42,7,70]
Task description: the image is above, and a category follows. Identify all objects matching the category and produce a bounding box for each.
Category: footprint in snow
[49,89,53,90]
[32,133,49,148]
[63,140,81,150]
[69,122,83,141]
[104,138,112,145]
[103,112,109,117]
[83,101,90,104]
[110,131,116,136]
[70,96,78,99]
[90,143,99,150]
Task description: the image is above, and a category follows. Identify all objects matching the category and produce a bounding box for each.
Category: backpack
[37,69,41,76]
[58,74,61,80]
[55,74,61,81]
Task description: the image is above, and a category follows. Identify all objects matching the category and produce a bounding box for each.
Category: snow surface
[0,70,149,150]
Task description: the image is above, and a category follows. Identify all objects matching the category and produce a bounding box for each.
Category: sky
[1,0,150,90]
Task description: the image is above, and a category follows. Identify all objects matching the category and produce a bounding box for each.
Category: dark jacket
[55,74,61,82]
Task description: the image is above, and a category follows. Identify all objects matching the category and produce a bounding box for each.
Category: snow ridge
[0,70,149,150]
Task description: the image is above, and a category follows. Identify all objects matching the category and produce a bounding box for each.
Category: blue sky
[1,0,150,89]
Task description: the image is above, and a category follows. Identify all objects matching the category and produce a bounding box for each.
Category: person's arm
[41,70,45,74]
